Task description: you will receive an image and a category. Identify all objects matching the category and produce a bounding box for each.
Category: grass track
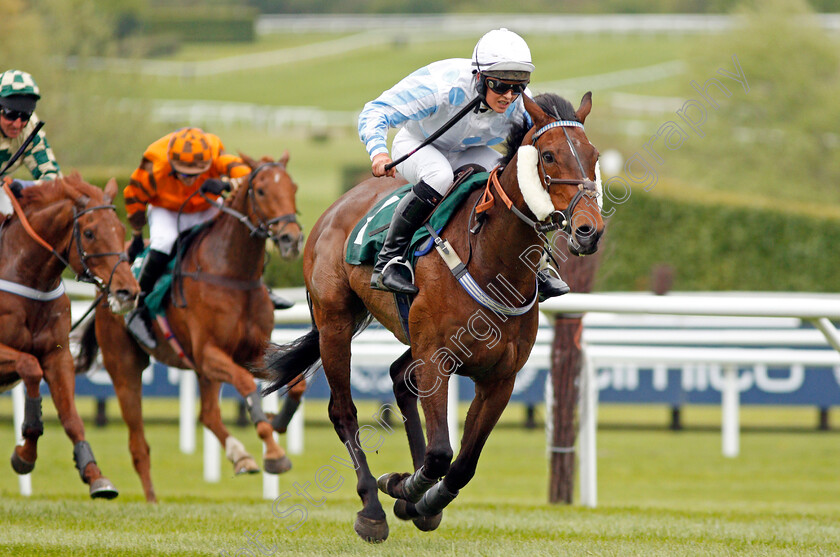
[1,399,838,555]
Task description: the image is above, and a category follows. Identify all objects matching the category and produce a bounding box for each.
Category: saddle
[345,170,489,268]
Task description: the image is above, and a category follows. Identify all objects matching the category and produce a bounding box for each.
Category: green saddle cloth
[345,172,489,266]
[130,223,210,317]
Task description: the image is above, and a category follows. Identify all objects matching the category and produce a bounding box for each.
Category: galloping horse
[0,175,139,498]
[75,154,304,502]
[258,93,604,541]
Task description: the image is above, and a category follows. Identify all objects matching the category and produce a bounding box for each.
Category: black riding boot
[125,249,170,350]
[370,181,441,295]
[266,285,294,310]
[537,268,570,301]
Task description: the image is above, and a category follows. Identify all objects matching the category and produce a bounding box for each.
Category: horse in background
[76,153,304,502]
[0,175,138,498]
[257,93,604,541]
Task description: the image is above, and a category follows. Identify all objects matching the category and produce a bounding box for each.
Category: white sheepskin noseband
[516,145,554,221]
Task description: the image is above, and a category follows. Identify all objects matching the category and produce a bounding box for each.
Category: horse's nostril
[575,225,594,240]
[116,289,135,302]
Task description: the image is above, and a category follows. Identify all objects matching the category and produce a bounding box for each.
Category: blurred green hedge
[141,7,257,42]
[596,191,840,293]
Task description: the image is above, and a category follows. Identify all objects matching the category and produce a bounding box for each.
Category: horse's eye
[542,152,555,164]
[256,188,265,197]
[83,229,94,240]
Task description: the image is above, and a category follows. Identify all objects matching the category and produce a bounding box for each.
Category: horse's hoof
[412,512,442,532]
[392,499,413,521]
[377,472,409,499]
[263,456,292,475]
[354,513,388,543]
[89,477,119,500]
[10,449,35,474]
[234,457,260,475]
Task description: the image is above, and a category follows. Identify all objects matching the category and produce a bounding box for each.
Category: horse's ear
[239,152,257,170]
[279,150,290,167]
[576,92,592,125]
[103,178,118,204]
[523,95,551,130]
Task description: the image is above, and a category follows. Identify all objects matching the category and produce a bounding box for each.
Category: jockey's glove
[200,178,230,196]
[127,233,145,263]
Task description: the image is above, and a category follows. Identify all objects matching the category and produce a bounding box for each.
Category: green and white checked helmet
[0,70,41,100]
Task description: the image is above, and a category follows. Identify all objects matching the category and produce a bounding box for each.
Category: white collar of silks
[516,145,603,222]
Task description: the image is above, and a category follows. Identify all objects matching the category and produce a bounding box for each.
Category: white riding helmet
[472,28,535,75]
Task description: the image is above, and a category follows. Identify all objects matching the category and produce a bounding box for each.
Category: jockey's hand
[9,180,25,198]
[127,233,145,263]
[371,153,396,178]
[200,178,230,196]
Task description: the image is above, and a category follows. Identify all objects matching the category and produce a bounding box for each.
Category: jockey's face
[0,108,30,139]
[483,77,527,114]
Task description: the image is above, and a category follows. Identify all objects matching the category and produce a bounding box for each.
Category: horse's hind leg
[318,309,389,543]
[396,377,515,520]
[43,348,118,499]
[1,344,44,474]
[103,336,156,502]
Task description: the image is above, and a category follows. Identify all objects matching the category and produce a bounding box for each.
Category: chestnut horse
[0,175,139,498]
[258,93,604,541]
[75,154,304,502]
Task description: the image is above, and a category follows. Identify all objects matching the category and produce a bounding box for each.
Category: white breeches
[391,129,503,195]
[148,205,218,255]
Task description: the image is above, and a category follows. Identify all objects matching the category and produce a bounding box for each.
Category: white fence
[10,289,840,504]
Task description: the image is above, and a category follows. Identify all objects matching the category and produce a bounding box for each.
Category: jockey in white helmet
[357,28,568,298]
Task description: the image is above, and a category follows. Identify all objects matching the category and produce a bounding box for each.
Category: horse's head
[237,152,304,259]
[65,176,140,313]
[516,93,604,256]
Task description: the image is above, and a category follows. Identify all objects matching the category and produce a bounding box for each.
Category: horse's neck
[197,193,265,278]
[0,202,73,288]
[467,168,541,292]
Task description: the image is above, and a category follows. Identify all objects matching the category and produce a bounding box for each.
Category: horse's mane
[19,172,103,210]
[501,93,577,165]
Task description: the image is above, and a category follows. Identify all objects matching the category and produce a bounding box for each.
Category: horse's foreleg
[196,376,256,475]
[198,346,290,475]
[1,344,44,474]
[377,350,434,502]
[43,349,118,499]
[270,375,306,434]
[319,318,389,543]
[396,377,515,520]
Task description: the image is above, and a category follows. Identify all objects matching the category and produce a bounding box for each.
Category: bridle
[530,119,600,233]
[70,202,130,292]
[3,182,126,295]
[204,162,301,243]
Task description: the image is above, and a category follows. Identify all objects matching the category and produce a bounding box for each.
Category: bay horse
[258,93,604,541]
[0,175,139,498]
[75,153,304,502]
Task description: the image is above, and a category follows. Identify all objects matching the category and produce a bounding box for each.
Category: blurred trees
[1,0,162,173]
[670,0,840,205]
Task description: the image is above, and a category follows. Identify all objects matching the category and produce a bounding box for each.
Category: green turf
[1,398,838,555]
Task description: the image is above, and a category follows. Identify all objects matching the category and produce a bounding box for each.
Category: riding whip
[0,121,45,176]
[384,96,482,172]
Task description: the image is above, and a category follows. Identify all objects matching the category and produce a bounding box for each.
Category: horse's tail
[258,327,322,395]
[74,315,100,374]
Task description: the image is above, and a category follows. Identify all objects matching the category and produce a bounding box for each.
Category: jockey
[0,70,61,215]
[123,128,291,349]
[358,28,569,299]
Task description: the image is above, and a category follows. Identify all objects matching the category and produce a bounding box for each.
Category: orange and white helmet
[167,127,213,174]
[472,28,534,80]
